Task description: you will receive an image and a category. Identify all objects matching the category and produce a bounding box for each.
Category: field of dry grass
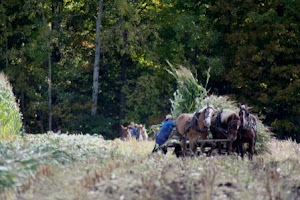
[1,134,299,200]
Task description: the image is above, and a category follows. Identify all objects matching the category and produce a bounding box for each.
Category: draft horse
[120,125,131,141]
[175,103,215,155]
[236,105,257,160]
[136,124,148,141]
[210,109,240,154]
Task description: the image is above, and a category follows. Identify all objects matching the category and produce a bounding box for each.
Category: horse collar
[185,111,207,134]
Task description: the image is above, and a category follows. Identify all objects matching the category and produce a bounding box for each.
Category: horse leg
[180,137,187,156]
[209,142,217,156]
[200,132,208,154]
[239,143,245,160]
[200,142,205,154]
[249,140,254,161]
[189,138,197,155]
[186,131,198,156]
[232,140,238,155]
[217,142,222,154]
[227,141,233,155]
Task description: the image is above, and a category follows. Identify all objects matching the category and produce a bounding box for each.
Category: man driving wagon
[152,114,175,154]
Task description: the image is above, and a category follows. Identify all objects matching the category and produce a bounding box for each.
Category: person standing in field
[128,122,138,139]
[152,114,175,154]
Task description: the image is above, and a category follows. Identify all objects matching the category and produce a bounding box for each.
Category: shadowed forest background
[0,0,299,141]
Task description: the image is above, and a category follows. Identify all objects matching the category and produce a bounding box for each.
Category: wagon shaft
[196,138,231,143]
[165,138,231,148]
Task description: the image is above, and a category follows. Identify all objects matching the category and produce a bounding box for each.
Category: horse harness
[211,110,239,139]
[238,109,257,139]
[240,109,257,132]
[211,110,227,136]
[184,107,213,135]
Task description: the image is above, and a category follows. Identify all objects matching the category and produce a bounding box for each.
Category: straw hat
[128,122,135,128]
[165,114,172,120]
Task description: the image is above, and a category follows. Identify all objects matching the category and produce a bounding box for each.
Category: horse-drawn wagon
[161,104,257,159]
[163,130,232,157]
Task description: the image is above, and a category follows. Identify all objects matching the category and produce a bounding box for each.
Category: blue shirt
[156,120,175,145]
[129,127,138,137]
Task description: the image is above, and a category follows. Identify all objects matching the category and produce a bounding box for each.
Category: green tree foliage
[0,0,298,141]
[209,0,300,141]
[0,0,50,133]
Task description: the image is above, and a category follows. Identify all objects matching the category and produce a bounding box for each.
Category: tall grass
[0,73,23,140]
[168,65,271,153]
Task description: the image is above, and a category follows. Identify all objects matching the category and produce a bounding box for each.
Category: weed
[265,162,282,200]
[201,165,217,200]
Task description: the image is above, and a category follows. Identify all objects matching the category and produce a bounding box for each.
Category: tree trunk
[119,31,129,122]
[42,7,53,132]
[5,37,8,67]
[91,0,104,116]
[119,54,128,121]
[48,41,52,132]
[48,0,62,131]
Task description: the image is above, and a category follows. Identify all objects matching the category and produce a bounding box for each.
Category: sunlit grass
[111,138,155,157]
[263,138,300,161]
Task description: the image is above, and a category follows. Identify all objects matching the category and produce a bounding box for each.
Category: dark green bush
[66,114,118,139]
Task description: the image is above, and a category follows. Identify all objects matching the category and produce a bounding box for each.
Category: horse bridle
[239,108,257,134]
[203,106,214,122]
[239,108,250,130]
[187,106,214,134]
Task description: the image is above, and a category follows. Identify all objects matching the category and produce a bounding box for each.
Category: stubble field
[0,134,299,200]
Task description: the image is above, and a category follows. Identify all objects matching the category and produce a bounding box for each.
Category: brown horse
[175,103,215,154]
[120,125,131,141]
[237,105,257,160]
[210,109,240,154]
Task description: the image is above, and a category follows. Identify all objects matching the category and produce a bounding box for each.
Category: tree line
[0,0,299,141]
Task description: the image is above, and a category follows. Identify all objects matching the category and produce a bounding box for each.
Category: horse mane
[197,104,214,113]
[197,107,206,113]
[240,105,246,109]
[221,109,237,123]
[249,114,257,121]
